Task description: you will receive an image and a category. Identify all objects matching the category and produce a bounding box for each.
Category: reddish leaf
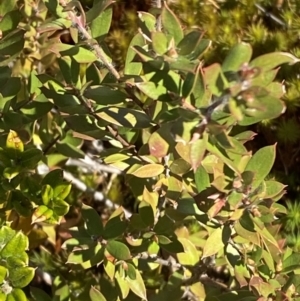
[148,131,169,158]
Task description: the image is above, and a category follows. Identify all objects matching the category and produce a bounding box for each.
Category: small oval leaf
[89,286,107,301]
[131,164,164,178]
[106,240,131,261]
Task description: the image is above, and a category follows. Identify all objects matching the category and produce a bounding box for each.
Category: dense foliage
[0,0,300,301]
[108,0,300,255]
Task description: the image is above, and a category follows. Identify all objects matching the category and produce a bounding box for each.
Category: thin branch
[135,253,229,291]
[59,0,120,80]
[63,170,132,218]
[66,156,122,175]
[135,253,183,269]
[155,0,162,31]
[42,135,61,155]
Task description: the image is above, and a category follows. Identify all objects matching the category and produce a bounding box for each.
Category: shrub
[0,0,299,300]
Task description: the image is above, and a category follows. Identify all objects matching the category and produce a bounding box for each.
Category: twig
[255,3,287,28]
[66,156,122,175]
[42,135,61,155]
[63,170,132,218]
[135,252,183,269]
[59,0,120,80]
[155,0,162,31]
[135,253,228,291]
[182,287,198,301]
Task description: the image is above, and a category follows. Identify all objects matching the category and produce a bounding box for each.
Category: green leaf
[50,44,97,63]
[188,39,211,60]
[52,198,69,216]
[0,10,21,34]
[116,269,130,299]
[138,12,156,35]
[222,43,252,72]
[190,138,206,171]
[67,244,104,269]
[104,259,115,280]
[90,7,113,39]
[32,205,53,224]
[41,185,53,206]
[41,169,64,187]
[0,0,17,17]
[57,57,80,87]
[106,240,131,260]
[19,148,43,169]
[103,213,127,240]
[195,165,210,193]
[9,266,35,288]
[0,77,21,105]
[182,63,201,99]
[202,227,224,258]
[0,226,16,248]
[169,158,191,175]
[264,180,286,199]
[30,287,52,301]
[136,81,169,101]
[160,238,184,253]
[177,238,199,265]
[6,257,26,271]
[0,29,24,59]
[104,153,130,164]
[3,166,21,180]
[126,263,137,280]
[126,268,147,300]
[20,99,53,121]
[203,63,224,96]
[84,86,127,105]
[89,286,107,301]
[97,107,152,128]
[130,164,164,178]
[64,115,106,139]
[239,94,286,126]
[177,30,203,56]
[56,133,85,159]
[6,130,23,153]
[250,52,300,71]
[53,183,72,200]
[282,253,300,273]
[124,33,144,76]
[234,220,260,246]
[38,18,72,33]
[1,231,28,259]
[6,288,27,301]
[244,145,276,191]
[0,266,7,283]
[86,0,113,23]
[81,204,103,236]
[206,139,240,175]
[139,202,154,228]
[161,2,183,45]
[152,32,169,55]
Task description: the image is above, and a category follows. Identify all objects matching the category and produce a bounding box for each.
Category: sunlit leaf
[106,240,131,261]
[126,268,147,300]
[161,2,183,44]
[89,286,107,301]
[130,164,164,178]
[97,107,152,128]
[245,145,276,191]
